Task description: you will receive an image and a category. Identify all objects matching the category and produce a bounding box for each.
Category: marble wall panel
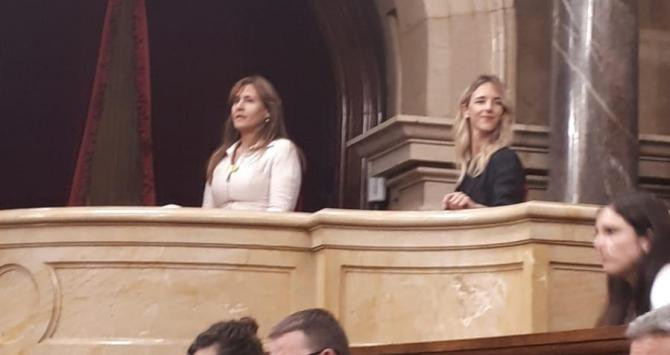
[0,265,40,343]
[548,263,607,331]
[50,262,293,339]
[340,263,525,344]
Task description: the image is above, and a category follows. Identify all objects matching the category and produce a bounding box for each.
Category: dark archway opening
[0,0,107,209]
[147,0,338,211]
[0,0,386,211]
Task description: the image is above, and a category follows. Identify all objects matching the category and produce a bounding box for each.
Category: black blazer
[455,147,526,207]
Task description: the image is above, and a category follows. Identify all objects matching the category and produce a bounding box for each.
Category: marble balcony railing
[0,202,604,354]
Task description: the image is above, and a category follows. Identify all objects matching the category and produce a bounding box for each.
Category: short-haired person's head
[187,317,264,355]
[268,308,349,355]
[453,74,513,179]
[594,192,670,325]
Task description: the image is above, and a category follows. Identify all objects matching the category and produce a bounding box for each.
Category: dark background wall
[0,0,338,212]
[146,0,338,210]
[0,0,107,208]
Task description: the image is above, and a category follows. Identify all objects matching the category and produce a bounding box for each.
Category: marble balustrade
[1,202,605,354]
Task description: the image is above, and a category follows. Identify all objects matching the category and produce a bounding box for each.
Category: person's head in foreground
[594,192,670,325]
[627,304,670,355]
[187,317,264,355]
[268,308,350,355]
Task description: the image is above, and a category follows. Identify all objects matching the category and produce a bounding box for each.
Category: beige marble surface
[368,0,670,207]
[0,202,604,354]
[349,115,670,210]
[373,0,515,118]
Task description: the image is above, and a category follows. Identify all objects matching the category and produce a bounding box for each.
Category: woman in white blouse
[202,76,302,211]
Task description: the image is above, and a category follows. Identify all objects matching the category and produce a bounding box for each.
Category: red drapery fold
[68,0,156,206]
[132,0,156,206]
[67,0,119,206]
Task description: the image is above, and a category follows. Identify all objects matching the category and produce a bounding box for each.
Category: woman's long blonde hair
[453,74,513,184]
[206,76,293,184]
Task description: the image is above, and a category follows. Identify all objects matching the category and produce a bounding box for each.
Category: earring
[264,117,270,123]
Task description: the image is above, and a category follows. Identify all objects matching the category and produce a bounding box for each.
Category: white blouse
[202,138,301,211]
[651,264,670,310]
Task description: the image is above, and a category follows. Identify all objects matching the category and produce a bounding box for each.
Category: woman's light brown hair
[453,74,513,183]
[205,75,293,183]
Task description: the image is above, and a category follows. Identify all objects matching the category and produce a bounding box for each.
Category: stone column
[548,0,639,204]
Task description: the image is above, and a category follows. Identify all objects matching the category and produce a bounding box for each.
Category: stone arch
[312,0,388,207]
[374,0,517,118]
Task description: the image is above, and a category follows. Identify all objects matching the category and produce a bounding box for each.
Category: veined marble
[0,202,604,354]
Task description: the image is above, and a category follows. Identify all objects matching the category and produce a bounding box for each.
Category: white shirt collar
[225,139,277,156]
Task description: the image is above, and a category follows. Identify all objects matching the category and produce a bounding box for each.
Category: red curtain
[133,0,156,205]
[68,0,156,206]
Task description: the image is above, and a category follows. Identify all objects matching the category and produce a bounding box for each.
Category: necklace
[226,164,239,182]
[227,144,246,182]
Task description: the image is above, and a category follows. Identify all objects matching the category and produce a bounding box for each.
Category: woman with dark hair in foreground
[593,192,670,354]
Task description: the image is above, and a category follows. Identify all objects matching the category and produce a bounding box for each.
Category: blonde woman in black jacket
[442,74,525,210]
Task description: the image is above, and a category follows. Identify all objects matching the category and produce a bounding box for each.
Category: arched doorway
[148,0,387,211]
[312,0,388,208]
[148,0,338,211]
[0,0,386,211]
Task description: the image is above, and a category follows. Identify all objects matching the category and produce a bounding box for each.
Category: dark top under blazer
[455,147,526,207]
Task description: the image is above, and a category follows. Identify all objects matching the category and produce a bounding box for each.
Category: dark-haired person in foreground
[594,192,670,325]
[268,308,349,355]
[187,317,263,355]
[593,192,670,354]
